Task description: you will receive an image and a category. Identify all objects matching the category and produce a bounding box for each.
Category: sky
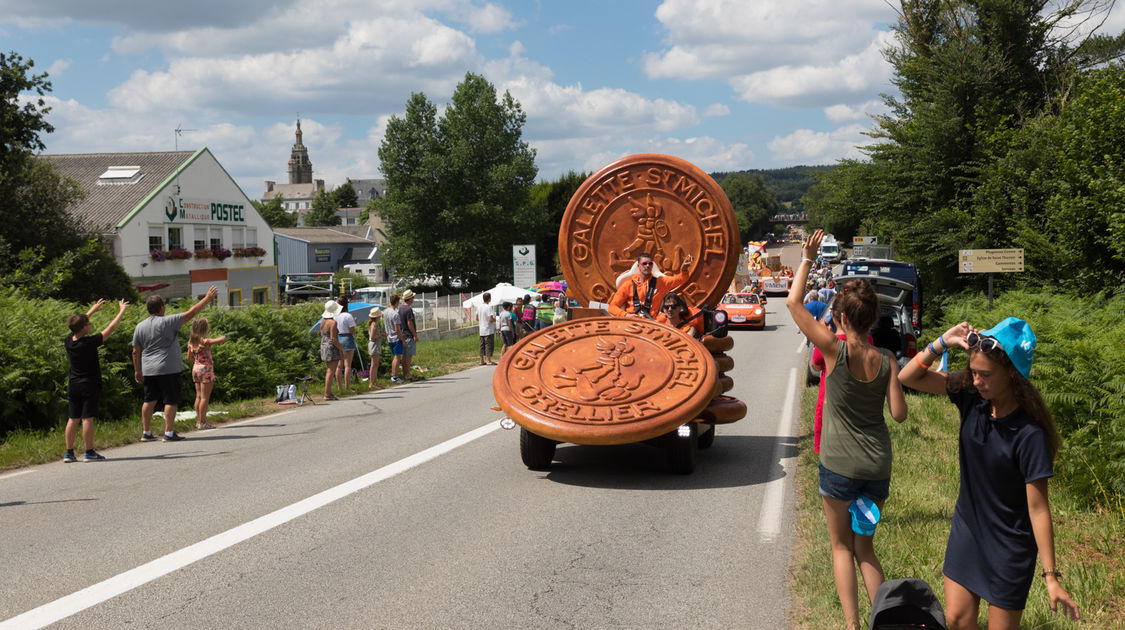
[3,0,1123,199]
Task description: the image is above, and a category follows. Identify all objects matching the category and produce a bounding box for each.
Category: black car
[805,274,918,385]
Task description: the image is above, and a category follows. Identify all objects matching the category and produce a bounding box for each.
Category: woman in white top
[334,295,358,393]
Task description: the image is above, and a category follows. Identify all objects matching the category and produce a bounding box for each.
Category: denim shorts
[337,333,357,351]
[818,462,890,502]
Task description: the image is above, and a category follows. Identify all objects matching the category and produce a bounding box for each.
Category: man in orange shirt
[608,252,693,319]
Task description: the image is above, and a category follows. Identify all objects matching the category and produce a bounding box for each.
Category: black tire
[520,428,556,471]
[666,423,698,474]
[698,423,716,449]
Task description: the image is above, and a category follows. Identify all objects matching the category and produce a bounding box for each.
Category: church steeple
[288,119,313,184]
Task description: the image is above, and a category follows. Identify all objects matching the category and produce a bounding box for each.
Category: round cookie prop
[493,317,720,446]
[559,154,739,309]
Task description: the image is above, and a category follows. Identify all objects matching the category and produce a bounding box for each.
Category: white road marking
[1,421,502,629]
[758,367,799,542]
[796,338,807,354]
[0,469,35,482]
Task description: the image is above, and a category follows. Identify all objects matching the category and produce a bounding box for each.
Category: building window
[148,227,163,252]
[232,227,245,249]
[229,289,242,308]
[210,227,223,250]
[247,228,257,248]
[252,288,268,304]
[168,227,183,250]
[194,227,208,251]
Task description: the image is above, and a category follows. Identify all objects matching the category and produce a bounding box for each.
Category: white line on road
[757,367,799,542]
[0,469,35,482]
[1,421,503,629]
[796,338,807,354]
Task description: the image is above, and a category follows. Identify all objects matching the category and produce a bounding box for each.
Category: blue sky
[3,0,1122,198]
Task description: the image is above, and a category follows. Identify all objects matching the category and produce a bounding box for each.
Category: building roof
[273,226,374,244]
[261,182,322,202]
[40,150,198,232]
[346,178,387,202]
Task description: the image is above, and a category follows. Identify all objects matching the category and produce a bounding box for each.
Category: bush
[0,289,331,437]
[937,289,1125,511]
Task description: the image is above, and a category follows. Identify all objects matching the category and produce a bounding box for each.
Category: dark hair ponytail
[835,279,878,333]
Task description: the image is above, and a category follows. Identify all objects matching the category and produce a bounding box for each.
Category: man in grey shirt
[132,286,217,442]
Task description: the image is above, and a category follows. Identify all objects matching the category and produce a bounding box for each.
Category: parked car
[840,259,922,330]
[805,274,918,386]
[720,292,765,329]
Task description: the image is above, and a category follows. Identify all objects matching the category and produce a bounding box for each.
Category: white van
[353,286,393,305]
[819,234,841,263]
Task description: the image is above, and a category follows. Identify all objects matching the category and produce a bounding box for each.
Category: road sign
[853,236,878,245]
[513,244,536,287]
[959,249,1024,273]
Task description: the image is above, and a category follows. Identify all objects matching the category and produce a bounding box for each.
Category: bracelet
[913,354,931,370]
[1041,570,1062,578]
[937,336,948,350]
[927,342,938,355]
[801,257,813,264]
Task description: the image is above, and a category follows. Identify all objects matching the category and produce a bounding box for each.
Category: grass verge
[791,386,1125,629]
[0,333,484,470]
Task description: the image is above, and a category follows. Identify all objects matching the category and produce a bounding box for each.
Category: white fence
[412,291,479,333]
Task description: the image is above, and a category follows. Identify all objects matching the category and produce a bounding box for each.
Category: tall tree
[331,181,359,208]
[525,170,588,279]
[304,188,341,226]
[251,195,297,228]
[0,51,135,300]
[376,72,539,289]
[719,171,780,242]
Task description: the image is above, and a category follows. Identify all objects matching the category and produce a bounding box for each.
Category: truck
[819,234,841,263]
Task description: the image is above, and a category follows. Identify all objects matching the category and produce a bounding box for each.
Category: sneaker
[390,375,403,384]
[83,451,106,462]
[162,432,185,442]
[63,452,78,463]
[140,433,158,442]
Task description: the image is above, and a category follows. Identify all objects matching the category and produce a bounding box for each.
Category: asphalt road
[1,251,808,629]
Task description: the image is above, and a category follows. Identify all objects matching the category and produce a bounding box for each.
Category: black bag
[869,578,946,629]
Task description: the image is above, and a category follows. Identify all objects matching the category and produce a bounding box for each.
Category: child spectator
[187,317,227,429]
[64,299,129,462]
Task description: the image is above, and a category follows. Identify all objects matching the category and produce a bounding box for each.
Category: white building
[44,148,279,307]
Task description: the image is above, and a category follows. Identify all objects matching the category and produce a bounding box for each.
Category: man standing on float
[608,252,693,319]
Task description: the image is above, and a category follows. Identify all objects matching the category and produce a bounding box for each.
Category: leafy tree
[804,0,1125,295]
[304,188,341,226]
[525,170,588,279]
[0,51,135,300]
[251,195,297,228]
[719,171,779,242]
[376,72,539,290]
[331,181,359,209]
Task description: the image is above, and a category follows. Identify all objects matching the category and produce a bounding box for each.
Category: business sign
[854,236,878,245]
[959,249,1024,273]
[513,244,536,288]
[164,196,248,224]
[314,248,331,263]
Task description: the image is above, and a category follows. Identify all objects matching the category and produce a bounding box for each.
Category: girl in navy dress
[899,317,1079,629]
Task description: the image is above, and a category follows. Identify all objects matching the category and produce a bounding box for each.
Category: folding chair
[294,376,317,405]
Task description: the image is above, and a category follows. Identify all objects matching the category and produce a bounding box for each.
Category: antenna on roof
[174,123,197,151]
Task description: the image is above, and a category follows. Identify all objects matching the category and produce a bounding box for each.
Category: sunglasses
[661,303,678,311]
[639,261,654,267]
[966,331,1003,353]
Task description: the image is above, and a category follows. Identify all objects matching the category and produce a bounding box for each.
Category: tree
[331,182,359,209]
[304,188,341,226]
[525,170,588,279]
[251,195,297,228]
[376,72,539,290]
[804,0,1125,295]
[719,171,779,242]
[0,51,135,301]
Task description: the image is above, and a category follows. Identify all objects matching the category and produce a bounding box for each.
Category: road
[1,249,809,629]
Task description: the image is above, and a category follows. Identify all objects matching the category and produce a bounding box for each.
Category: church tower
[287,119,313,184]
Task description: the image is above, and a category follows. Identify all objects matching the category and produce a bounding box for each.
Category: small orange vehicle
[720,292,765,329]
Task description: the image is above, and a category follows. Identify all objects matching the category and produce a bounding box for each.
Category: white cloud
[460,2,519,33]
[530,134,755,181]
[824,99,887,123]
[646,0,894,108]
[703,103,730,118]
[767,124,872,163]
[46,58,72,77]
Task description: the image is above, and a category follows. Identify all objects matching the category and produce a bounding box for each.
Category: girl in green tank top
[788,229,907,630]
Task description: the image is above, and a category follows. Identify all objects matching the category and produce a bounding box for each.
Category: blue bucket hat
[849,495,881,536]
[981,317,1037,378]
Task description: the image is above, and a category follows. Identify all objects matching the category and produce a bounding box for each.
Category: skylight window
[97,166,144,185]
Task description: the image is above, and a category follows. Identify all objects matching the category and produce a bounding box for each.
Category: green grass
[791,387,1125,629]
[0,332,484,470]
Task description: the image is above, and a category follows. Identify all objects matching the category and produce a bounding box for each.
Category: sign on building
[513,244,536,288]
[959,249,1024,273]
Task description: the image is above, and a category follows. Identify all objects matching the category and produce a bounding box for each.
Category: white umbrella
[461,283,533,309]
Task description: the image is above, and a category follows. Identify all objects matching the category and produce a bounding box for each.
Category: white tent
[462,282,533,309]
